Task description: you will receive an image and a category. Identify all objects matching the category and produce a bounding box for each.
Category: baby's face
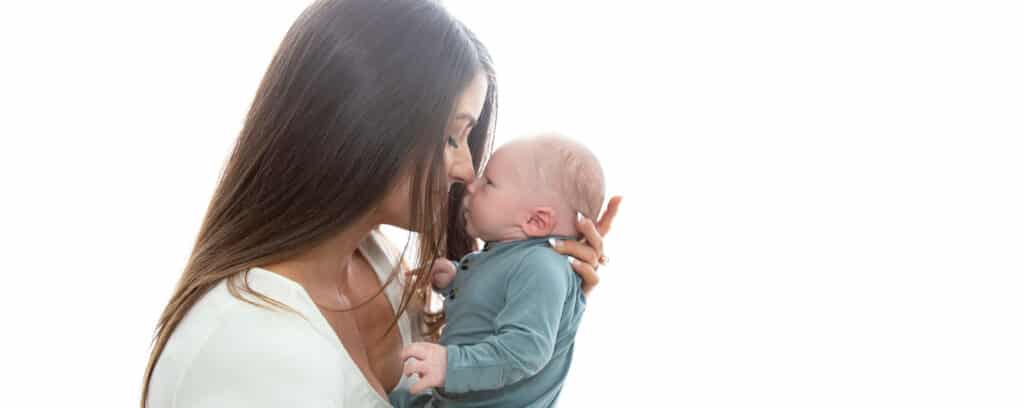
[462,144,533,242]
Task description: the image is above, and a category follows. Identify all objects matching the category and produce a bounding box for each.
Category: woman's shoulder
[198,273,343,352]
[177,273,333,341]
[148,276,347,407]
[182,291,345,374]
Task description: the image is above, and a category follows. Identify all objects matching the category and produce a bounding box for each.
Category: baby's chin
[463,210,504,242]
[465,222,496,243]
[463,214,481,240]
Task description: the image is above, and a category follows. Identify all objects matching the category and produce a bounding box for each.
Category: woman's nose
[448,144,476,187]
[465,177,479,194]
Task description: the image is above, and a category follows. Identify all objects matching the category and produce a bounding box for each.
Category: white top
[147,229,418,408]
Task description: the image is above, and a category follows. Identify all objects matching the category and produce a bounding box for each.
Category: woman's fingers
[550,196,621,297]
[595,195,623,237]
[551,239,599,267]
[577,217,603,260]
[571,258,599,297]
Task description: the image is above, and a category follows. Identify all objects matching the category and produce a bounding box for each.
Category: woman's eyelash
[447,135,459,148]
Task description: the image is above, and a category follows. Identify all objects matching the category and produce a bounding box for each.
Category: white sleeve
[173,312,344,408]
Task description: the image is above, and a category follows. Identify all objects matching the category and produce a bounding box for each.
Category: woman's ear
[522,207,556,237]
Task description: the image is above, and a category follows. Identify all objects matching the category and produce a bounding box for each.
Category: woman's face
[377,71,488,230]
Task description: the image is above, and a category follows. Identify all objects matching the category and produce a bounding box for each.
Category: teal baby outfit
[390,236,587,408]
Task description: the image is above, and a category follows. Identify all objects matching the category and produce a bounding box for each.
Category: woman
[141,0,621,406]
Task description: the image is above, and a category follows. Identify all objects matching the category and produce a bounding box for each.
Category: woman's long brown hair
[140,0,496,405]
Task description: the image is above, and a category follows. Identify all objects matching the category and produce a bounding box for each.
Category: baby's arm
[444,248,570,393]
[401,248,570,395]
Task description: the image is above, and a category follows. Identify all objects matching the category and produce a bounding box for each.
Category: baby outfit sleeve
[442,248,570,394]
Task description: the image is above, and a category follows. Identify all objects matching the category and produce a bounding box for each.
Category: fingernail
[548,238,560,248]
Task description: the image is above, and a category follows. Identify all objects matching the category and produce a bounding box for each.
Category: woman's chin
[381,214,417,232]
[383,221,416,232]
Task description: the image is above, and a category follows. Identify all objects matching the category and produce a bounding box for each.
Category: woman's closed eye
[447,124,474,149]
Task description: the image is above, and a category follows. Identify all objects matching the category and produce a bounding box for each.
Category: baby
[389,133,605,408]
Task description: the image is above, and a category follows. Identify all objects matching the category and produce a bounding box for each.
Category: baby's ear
[523,206,556,237]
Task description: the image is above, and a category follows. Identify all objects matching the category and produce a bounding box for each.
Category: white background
[1,0,1022,406]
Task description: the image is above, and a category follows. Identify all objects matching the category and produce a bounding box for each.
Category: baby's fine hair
[523,133,606,221]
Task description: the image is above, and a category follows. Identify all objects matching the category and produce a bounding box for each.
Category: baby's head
[462,132,605,242]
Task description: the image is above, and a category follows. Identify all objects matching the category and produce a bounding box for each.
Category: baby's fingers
[410,379,429,395]
[409,372,438,395]
[403,359,423,378]
[401,343,428,362]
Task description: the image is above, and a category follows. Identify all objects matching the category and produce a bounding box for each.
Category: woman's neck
[262,215,379,308]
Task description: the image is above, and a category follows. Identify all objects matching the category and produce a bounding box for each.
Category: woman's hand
[550,196,622,297]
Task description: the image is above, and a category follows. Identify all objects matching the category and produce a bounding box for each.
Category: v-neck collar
[245,229,403,406]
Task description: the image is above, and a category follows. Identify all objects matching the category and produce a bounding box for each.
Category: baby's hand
[430,258,457,290]
[401,342,448,394]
